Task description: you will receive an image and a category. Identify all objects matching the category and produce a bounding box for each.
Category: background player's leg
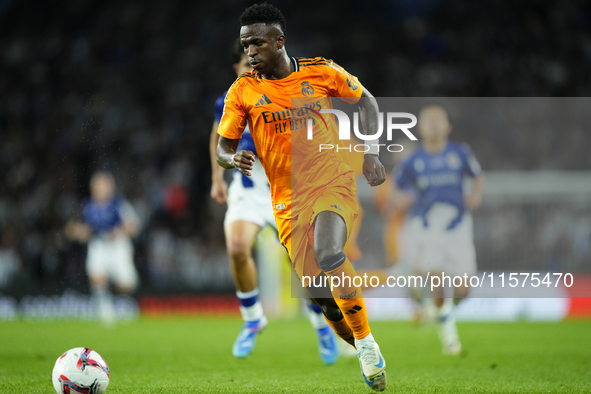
[225,220,260,293]
[430,271,466,355]
[89,274,115,326]
[224,220,266,358]
[115,283,135,295]
[86,244,115,326]
[112,238,139,296]
[111,243,140,321]
[441,278,470,354]
[305,298,339,365]
[407,268,436,326]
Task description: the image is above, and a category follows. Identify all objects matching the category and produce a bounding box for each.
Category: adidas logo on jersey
[255,94,273,106]
[330,204,342,212]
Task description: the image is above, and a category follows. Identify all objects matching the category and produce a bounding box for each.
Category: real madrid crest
[301,81,314,96]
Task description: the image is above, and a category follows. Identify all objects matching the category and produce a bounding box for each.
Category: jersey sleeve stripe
[296,57,327,64]
[299,62,331,68]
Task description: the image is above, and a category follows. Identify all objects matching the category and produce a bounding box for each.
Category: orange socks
[320,253,371,340]
[324,315,356,347]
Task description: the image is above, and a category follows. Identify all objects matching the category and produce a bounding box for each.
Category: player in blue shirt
[66,171,140,325]
[393,104,485,355]
[208,40,338,363]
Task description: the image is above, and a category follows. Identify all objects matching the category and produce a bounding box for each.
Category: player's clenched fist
[232,150,255,176]
[363,155,387,186]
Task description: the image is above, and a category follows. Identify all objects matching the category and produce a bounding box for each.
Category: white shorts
[224,161,277,230]
[86,237,139,289]
[402,205,477,277]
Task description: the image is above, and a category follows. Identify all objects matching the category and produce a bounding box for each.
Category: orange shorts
[276,185,359,280]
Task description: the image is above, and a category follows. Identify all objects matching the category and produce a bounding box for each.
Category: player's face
[418,106,451,143]
[91,175,115,202]
[240,23,284,75]
[234,54,253,76]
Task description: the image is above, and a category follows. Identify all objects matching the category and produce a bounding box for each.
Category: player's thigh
[313,211,348,261]
[408,220,446,275]
[86,242,109,286]
[310,188,358,261]
[111,241,139,292]
[289,212,324,286]
[113,262,139,293]
[446,237,477,277]
[444,218,477,277]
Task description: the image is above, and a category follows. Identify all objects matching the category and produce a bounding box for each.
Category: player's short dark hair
[240,3,287,35]
[232,38,245,64]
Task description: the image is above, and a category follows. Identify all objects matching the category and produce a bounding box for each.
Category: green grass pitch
[0,317,590,393]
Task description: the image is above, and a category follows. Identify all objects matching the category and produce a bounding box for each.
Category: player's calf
[308,285,356,348]
[317,252,371,340]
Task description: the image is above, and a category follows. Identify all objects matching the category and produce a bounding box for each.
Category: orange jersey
[217,57,364,219]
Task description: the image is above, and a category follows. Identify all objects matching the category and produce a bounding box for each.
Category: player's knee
[454,285,470,300]
[317,251,347,274]
[314,237,343,262]
[227,240,252,265]
[89,275,108,290]
[115,283,136,294]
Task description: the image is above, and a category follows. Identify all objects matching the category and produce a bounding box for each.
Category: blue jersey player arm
[210,92,229,205]
[459,144,485,210]
[391,158,417,212]
[116,199,141,238]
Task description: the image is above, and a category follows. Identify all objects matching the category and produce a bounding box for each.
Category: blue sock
[317,326,331,336]
[309,303,322,314]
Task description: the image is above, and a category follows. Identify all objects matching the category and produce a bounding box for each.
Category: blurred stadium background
[0,0,590,322]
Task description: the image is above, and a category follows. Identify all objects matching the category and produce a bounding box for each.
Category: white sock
[438,298,455,322]
[437,298,460,344]
[305,301,328,330]
[236,288,264,322]
[422,297,438,322]
[92,287,115,323]
[355,332,375,346]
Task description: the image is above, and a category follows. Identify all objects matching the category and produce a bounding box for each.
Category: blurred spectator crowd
[0,0,590,292]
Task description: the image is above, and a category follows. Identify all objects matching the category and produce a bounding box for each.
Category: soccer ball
[52,347,110,394]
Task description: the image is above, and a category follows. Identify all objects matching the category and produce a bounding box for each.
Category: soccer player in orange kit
[216,3,387,391]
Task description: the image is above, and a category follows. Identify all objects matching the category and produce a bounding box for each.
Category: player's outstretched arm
[209,121,228,204]
[64,220,92,243]
[358,88,386,186]
[112,200,141,239]
[217,136,255,176]
[465,173,485,210]
[390,184,416,212]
